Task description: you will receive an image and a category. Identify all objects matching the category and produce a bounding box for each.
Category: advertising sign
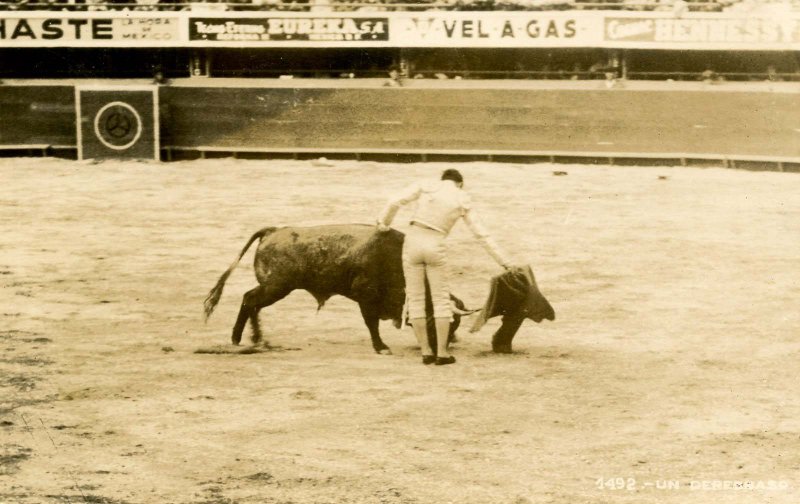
[393,12,599,47]
[188,16,389,43]
[1,11,799,49]
[0,14,179,46]
[76,87,159,161]
[604,16,800,48]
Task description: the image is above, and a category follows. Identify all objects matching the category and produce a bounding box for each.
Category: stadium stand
[3,0,793,11]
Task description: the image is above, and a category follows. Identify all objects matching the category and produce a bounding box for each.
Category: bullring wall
[1,80,798,161]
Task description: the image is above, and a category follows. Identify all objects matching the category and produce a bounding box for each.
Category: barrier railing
[162,145,800,172]
[626,71,800,81]
[208,68,798,81]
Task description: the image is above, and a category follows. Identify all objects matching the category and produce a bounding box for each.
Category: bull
[203,224,467,355]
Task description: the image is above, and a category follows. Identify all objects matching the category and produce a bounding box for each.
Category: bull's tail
[203,227,278,320]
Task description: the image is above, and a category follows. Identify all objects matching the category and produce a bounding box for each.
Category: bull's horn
[453,307,481,316]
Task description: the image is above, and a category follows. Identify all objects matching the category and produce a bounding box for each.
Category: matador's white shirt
[377,179,510,267]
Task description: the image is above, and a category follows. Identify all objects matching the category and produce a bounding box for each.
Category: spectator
[85,0,108,10]
[249,0,280,9]
[604,71,620,88]
[725,0,755,11]
[700,69,723,83]
[588,60,607,79]
[45,0,73,10]
[671,0,687,15]
[760,0,791,14]
[227,0,253,8]
[766,65,783,82]
[310,0,331,10]
[189,0,228,10]
[625,0,657,10]
[356,0,384,12]
[135,0,160,9]
[570,62,583,80]
[152,67,170,85]
[384,67,403,87]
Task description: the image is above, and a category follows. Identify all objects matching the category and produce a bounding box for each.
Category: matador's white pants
[403,225,451,319]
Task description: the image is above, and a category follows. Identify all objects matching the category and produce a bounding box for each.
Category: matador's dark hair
[441,169,464,184]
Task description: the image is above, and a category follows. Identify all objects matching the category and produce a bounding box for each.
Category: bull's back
[253,224,403,288]
[261,224,378,249]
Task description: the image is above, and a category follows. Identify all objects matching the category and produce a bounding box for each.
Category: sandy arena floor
[0,158,798,504]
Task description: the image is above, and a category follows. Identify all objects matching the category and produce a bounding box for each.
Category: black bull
[204,224,552,354]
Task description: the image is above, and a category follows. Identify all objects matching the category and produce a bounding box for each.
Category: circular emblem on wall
[93,101,143,151]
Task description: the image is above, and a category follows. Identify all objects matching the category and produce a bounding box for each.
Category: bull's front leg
[491,313,525,353]
[358,302,392,355]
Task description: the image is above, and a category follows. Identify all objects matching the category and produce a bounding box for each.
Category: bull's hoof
[492,344,513,354]
[376,347,393,355]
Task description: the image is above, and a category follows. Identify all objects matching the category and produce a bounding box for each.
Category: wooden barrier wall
[2,81,798,160]
[0,85,75,148]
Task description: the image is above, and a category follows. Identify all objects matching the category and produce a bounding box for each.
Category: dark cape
[470,265,555,353]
